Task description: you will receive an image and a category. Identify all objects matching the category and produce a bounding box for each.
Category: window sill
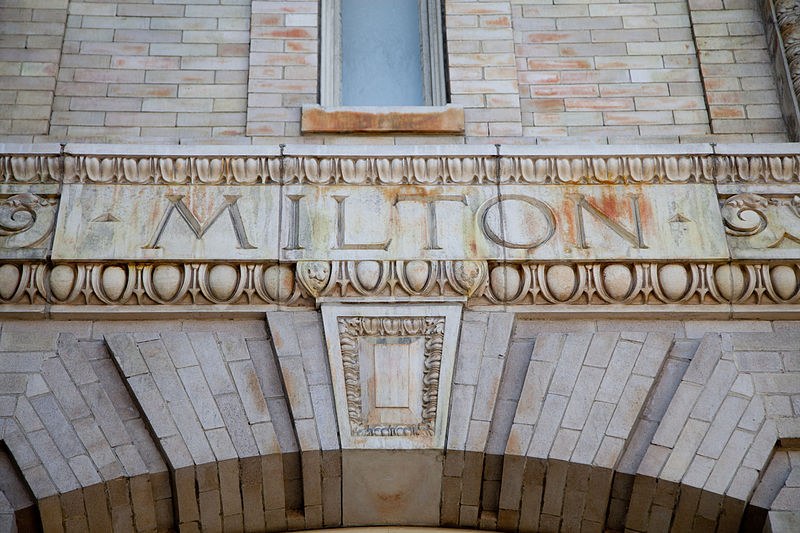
[301,104,464,134]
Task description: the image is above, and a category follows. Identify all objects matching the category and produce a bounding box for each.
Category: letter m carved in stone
[143,194,256,249]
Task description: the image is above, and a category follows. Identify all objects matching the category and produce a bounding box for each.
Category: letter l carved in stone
[333,195,392,250]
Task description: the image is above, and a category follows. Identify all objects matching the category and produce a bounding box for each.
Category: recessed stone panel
[341,449,442,526]
[372,340,413,409]
[52,184,280,261]
[322,303,461,450]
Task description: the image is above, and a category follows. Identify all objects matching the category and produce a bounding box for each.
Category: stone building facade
[1,1,800,532]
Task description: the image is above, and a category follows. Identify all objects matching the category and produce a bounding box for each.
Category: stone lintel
[300,104,465,134]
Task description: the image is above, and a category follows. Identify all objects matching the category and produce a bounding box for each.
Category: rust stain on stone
[301,105,465,134]
[375,490,409,514]
[246,367,269,415]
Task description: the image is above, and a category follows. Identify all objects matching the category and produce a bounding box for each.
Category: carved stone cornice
[63,154,280,185]
[495,154,714,184]
[714,153,800,183]
[2,144,800,316]
[1,153,61,183]
[3,144,800,185]
[2,260,799,312]
[34,153,800,185]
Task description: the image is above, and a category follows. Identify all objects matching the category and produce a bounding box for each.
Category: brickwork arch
[0,316,797,532]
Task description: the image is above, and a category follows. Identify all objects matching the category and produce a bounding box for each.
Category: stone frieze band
[1,260,799,313]
[2,144,800,314]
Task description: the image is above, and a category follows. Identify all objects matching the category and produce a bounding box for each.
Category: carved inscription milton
[53,184,728,261]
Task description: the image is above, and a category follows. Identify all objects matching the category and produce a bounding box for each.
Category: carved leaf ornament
[0,193,50,237]
[0,260,799,307]
[337,317,444,437]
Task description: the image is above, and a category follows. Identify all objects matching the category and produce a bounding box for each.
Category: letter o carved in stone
[478,194,556,250]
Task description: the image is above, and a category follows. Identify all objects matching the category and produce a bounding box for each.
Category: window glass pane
[341,0,424,106]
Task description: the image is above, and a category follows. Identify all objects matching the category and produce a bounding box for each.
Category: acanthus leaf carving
[2,152,800,184]
[0,193,49,237]
[722,193,770,236]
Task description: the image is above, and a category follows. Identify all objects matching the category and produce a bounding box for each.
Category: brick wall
[512,0,711,143]
[0,0,794,143]
[246,0,317,140]
[50,0,251,143]
[445,0,523,141]
[0,0,67,142]
[690,0,788,141]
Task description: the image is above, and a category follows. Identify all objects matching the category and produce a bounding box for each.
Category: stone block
[472,357,505,421]
[528,394,568,458]
[265,312,301,357]
[277,356,313,420]
[229,360,270,424]
[484,312,514,357]
[0,322,59,352]
[79,381,129,447]
[341,449,442,525]
[161,333,197,369]
[56,334,96,386]
[309,384,338,451]
[188,333,235,396]
[606,374,652,438]
[41,358,89,420]
[571,402,615,465]
[455,320,486,386]
[515,360,555,427]
[562,366,604,430]
[652,381,703,448]
[705,429,754,494]
[596,340,642,403]
[105,334,148,378]
[691,360,737,421]
[729,332,800,352]
[30,394,84,459]
[660,418,710,482]
[177,365,224,430]
[583,332,619,368]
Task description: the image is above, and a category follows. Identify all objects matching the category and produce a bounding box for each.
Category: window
[320,0,447,107]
